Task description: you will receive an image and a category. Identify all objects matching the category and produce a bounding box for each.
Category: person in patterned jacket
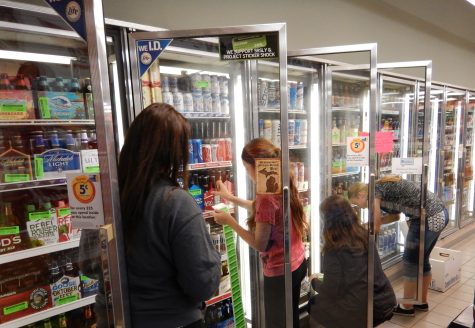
[348,175,449,317]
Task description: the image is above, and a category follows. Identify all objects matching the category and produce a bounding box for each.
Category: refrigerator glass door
[288,44,377,328]
[460,91,475,227]
[378,62,433,306]
[0,1,120,327]
[377,76,417,267]
[128,26,290,328]
[442,88,465,232]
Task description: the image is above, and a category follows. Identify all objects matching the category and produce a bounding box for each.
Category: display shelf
[205,291,232,306]
[184,113,230,119]
[0,178,67,193]
[289,145,307,150]
[258,108,306,115]
[188,161,232,171]
[332,171,360,177]
[332,107,360,113]
[381,110,400,115]
[0,295,96,328]
[0,239,80,265]
[0,119,96,127]
[332,143,346,147]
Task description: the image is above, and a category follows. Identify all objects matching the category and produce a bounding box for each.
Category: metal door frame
[461,90,475,227]
[289,43,377,328]
[128,23,291,327]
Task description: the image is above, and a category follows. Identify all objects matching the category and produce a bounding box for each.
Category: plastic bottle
[331,119,340,144]
[189,174,204,211]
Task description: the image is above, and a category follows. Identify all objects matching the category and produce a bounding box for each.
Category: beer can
[268,81,277,107]
[192,90,203,112]
[211,93,221,113]
[162,91,174,106]
[289,83,297,109]
[173,92,184,112]
[203,92,212,112]
[297,82,304,110]
[259,119,264,138]
[169,76,178,93]
[297,162,305,183]
[192,138,203,163]
[263,120,272,140]
[202,144,212,163]
[288,119,295,146]
[271,120,281,146]
[300,119,308,145]
[217,139,226,161]
[149,61,162,103]
[220,96,230,115]
[210,75,220,95]
[141,72,152,108]
[294,119,301,145]
[201,74,211,92]
[275,80,281,107]
[188,139,194,164]
[258,79,268,108]
[183,92,193,112]
[219,76,229,96]
[211,143,219,162]
[190,73,201,92]
[161,74,170,92]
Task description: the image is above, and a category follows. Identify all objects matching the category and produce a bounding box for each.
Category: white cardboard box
[429,247,462,292]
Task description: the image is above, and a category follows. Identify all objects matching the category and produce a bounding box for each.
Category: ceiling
[378,0,475,48]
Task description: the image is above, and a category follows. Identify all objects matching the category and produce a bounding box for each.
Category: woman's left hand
[213,210,234,226]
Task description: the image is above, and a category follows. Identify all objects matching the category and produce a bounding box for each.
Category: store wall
[103,0,475,89]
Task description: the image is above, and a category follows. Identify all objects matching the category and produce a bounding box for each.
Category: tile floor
[379,236,475,328]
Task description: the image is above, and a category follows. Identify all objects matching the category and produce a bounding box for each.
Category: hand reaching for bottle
[212,210,234,226]
[213,180,233,201]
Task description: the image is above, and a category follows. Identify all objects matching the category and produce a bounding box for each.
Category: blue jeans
[403,209,449,279]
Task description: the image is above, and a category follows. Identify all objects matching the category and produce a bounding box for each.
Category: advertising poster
[219,33,279,61]
[346,136,369,167]
[255,158,282,195]
[66,173,104,229]
[391,157,423,174]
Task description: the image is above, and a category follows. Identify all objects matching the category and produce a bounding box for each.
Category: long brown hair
[241,138,308,238]
[320,195,368,252]
[118,103,191,243]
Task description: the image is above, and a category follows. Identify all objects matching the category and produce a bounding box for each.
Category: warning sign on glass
[219,33,279,61]
[255,158,282,195]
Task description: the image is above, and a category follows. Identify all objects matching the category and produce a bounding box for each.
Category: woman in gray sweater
[118,103,221,327]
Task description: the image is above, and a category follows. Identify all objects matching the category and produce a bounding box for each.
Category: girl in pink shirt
[213,138,307,328]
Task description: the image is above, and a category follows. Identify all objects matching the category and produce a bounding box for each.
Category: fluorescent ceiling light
[466,0,475,6]
[0,50,76,65]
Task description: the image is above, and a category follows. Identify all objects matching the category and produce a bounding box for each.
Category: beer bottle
[37,76,50,91]
[0,73,11,90]
[69,78,80,92]
[43,318,53,328]
[84,305,95,327]
[15,74,29,90]
[58,313,68,328]
[53,78,65,92]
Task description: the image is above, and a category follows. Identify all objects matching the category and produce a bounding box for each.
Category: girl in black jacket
[309,196,396,328]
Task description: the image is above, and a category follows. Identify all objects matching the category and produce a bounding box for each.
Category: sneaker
[393,304,415,317]
[414,303,429,312]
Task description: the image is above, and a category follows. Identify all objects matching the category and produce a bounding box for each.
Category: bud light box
[34,148,81,179]
[429,247,462,292]
[37,78,86,119]
[0,90,35,120]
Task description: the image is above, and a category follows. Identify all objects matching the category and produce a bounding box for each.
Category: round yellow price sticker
[72,175,96,204]
[350,138,366,153]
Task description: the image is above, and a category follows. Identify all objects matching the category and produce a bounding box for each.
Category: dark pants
[263,259,308,328]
